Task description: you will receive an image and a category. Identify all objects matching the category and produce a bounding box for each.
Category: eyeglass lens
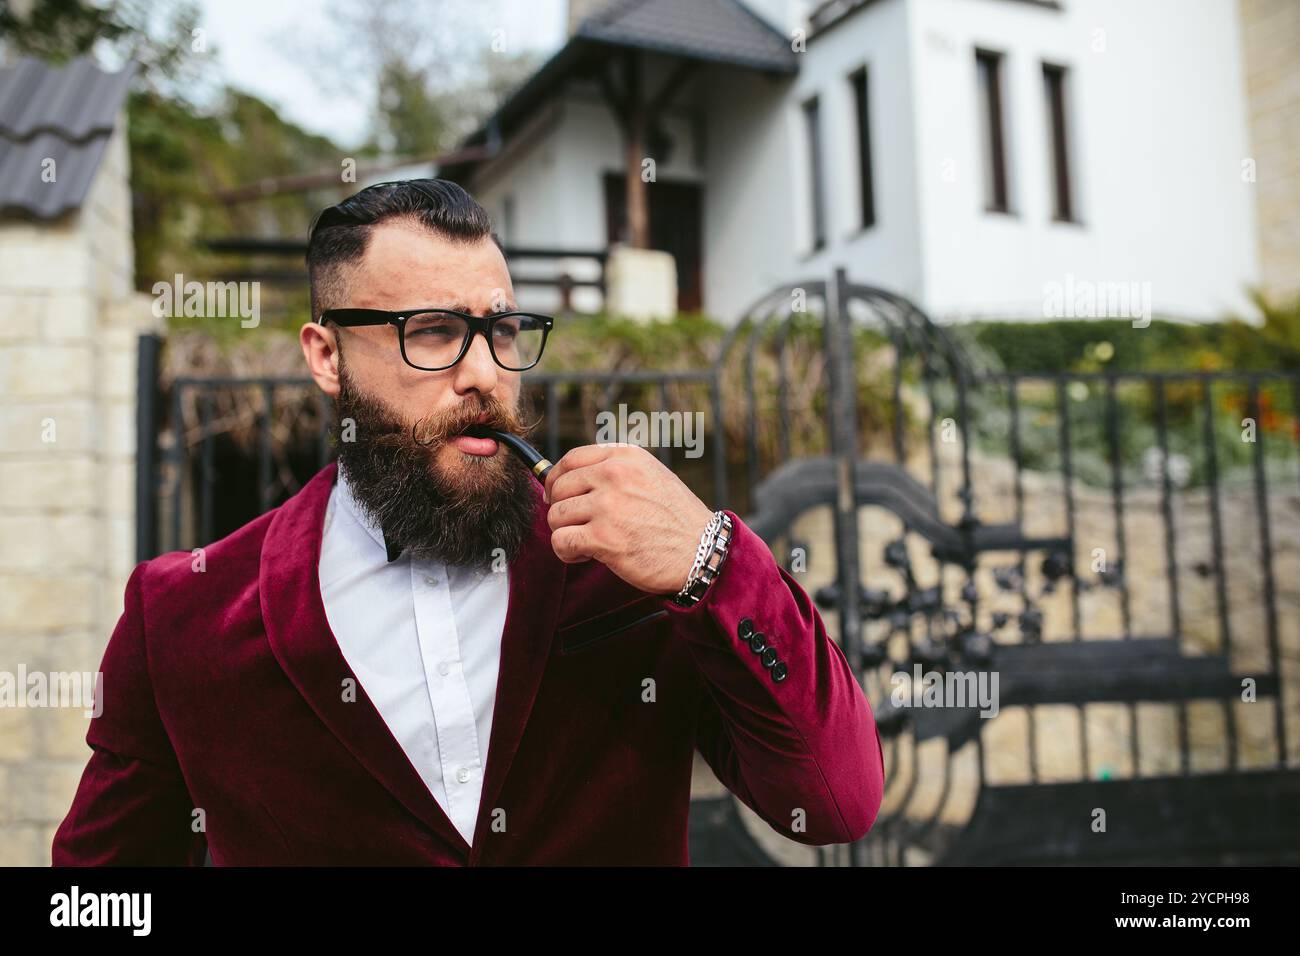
[402,312,546,370]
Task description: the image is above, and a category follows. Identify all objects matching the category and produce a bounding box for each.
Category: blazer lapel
[259,463,470,856]
[468,480,567,860]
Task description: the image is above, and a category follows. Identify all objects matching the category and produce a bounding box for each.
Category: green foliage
[0,0,199,88]
[960,298,1300,376]
[128,86,349,288]
[542,310,724,374]
[901,298,1300,489]
[1223,289,1300,369]
[370,60,448,156]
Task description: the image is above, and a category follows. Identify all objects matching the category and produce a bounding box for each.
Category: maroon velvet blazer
[52,463,884,865]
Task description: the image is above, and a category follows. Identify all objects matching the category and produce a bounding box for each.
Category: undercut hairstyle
[306,178,505,321]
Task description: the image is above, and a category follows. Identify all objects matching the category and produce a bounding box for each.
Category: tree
[0,0,203,95]
[299,0,542,158]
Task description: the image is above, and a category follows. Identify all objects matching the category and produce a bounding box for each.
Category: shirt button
[456,767,471,784]
[438,661,451,676]
[423,575,439,587]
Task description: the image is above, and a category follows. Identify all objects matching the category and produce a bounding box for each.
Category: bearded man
[52,179,883,866]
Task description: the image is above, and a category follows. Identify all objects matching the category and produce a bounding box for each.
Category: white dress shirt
[318,468,510,846]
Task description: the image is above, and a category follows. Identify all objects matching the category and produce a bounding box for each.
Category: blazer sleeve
[51,561,208,866]
[666,511,885,846]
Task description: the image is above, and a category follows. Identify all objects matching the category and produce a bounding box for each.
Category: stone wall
[0,114,158,865]
[1239,0,1300,299]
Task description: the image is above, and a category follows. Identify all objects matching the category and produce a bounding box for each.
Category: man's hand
[543,443,715,596]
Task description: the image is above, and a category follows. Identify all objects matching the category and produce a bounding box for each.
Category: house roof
[578,0,798,74]
[442,0,796,179]
[0,56,135,220]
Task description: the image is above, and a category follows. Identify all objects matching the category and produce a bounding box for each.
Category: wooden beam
[646,60,698,123]
[623,50,649,248]
[595,60,630,136]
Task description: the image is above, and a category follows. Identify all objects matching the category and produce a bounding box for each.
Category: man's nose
[451,327,500,395]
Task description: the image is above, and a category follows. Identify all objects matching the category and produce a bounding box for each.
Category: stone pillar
[1239,0,1300,299]
[0,115,159,865]
[604,244,678,321]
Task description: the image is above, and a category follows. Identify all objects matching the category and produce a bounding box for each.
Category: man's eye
[410,324,458,338]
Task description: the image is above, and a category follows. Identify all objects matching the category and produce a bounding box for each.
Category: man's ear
[300,321,341,397]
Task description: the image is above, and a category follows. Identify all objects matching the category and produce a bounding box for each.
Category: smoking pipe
[465,425,554,483]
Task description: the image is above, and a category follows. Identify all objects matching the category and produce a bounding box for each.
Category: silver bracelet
[672,511,733,607]
[684,512,722,584]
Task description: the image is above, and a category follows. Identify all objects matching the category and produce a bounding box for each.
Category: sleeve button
[760,647,779,668]
[771,662,788,682]
[748,632,767,654]
[738,617,755,640]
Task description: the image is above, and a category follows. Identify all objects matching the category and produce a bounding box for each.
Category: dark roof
[0,56,135,220]
[577,0,798,74]
[443,0,796,178]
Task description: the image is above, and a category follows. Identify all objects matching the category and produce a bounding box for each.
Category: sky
[194,0,567,146]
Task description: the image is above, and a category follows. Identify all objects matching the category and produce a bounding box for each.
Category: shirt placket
[411,561,485,845]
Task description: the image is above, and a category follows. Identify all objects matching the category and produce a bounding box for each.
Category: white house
[441,0,1273,324]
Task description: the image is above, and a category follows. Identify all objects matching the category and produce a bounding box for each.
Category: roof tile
[0,56,133,221]
[578,0,797,73]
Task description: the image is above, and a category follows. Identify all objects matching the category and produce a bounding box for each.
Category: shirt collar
[336,466,406,563]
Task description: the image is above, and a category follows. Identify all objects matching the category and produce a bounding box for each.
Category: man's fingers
[547,493,597,531]
[551,523,597,563]
[547,466,600,504]
[544,444,616,501]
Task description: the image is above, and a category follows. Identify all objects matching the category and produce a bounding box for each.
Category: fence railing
[201,238,608,313]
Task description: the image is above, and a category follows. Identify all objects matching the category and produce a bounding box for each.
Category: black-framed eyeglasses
[317,308,553,372]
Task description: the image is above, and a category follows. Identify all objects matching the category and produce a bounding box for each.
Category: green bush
[957,291,1300,375]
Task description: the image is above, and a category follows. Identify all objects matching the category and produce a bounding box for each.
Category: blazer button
[748,631,767,654]
[738,617,754,640]
[771,661,788,682]
[761,647,779,668]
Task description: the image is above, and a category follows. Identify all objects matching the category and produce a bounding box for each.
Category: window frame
[802,94,828,253]
[975,49,1012,215]
[849,65,877,231]
[1042,61,1076,223]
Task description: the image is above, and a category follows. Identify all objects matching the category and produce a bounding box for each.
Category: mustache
[333,362,539,455]
[407,396,537,449]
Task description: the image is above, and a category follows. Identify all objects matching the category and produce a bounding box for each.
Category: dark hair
[306,178,505,320]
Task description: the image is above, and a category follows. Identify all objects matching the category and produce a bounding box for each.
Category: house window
[1043,63,1074,222]
[803,96,827,252]
[849,66,876,229]
[975,50,1010,213]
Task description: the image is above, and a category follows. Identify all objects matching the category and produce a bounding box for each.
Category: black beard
[333,365,539,568]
